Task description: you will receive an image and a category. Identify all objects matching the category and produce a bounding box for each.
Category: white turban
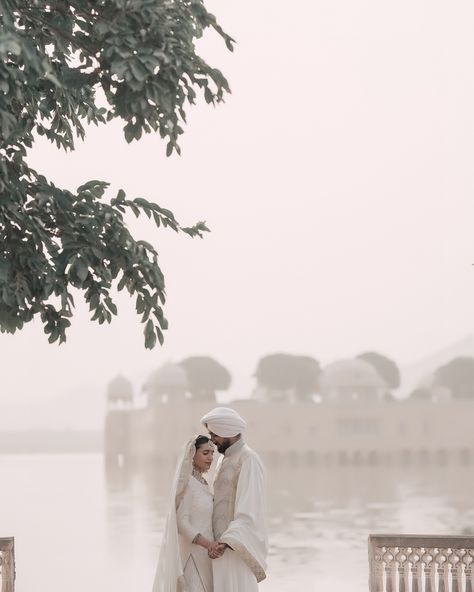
[201,407,247,438]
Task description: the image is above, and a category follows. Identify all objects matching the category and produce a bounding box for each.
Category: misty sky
[2,0,474,418]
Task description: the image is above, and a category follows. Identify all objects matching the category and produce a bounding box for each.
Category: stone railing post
[0,538,15,592]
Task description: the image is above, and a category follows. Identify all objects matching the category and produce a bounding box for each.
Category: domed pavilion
[143,363,189,405]
[107,375,134,409]
[319,359,386,403]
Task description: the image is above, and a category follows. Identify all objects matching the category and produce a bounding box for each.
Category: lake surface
[1,454,473,592]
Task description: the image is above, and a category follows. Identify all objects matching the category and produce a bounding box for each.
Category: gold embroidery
[212,448,251,539]
[220,537,266,583]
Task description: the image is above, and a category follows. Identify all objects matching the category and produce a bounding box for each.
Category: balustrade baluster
[0,541,14,592]
[437,550,448,592]
[409,548,422,592]
[457,562,465,592]
[430,558,438,592]
[438,576,446,592]
[404,560,412,592]
[422,548,435,592]
[451,549,462,592]
[463,551,474,592]
[383,548,395,592]
[386,564,393,592]
[390,557,400,592]
[444,552,453,592]
[458,564,466,592]
[2,559,12,592]
[396,548,408,592]
[398,569,405,592]
[466,574,473,592]
[457,549,467,592]
[373,548,385,592]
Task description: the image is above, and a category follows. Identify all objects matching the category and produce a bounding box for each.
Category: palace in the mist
[104,358,474,467]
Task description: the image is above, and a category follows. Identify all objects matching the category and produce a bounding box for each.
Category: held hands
[207,541,227,559]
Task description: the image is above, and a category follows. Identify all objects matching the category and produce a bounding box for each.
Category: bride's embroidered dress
[152,439,214,592]
[177,470,214,592]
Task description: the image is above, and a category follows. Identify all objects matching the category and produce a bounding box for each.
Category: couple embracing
[152,407,268,592]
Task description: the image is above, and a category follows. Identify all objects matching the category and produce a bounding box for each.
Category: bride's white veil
[152,436,197,592]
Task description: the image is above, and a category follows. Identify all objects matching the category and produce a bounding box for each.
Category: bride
[152,435,217,592]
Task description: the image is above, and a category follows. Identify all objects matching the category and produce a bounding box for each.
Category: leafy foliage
[409,387,432,401]
[292,355,321,399]
[0,0,233,346]
[254,353,320,401]
[357,351,401,390]
[180,355,231,401]
[435,357,474,398]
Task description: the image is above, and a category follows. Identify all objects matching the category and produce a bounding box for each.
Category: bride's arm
[192,533,214,550]
[176,485,213,550]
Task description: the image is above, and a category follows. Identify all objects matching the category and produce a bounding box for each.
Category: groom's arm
[220,455,267,548]
[218,454,268,582]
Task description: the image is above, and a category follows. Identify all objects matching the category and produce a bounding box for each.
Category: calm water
[1,454,473,592]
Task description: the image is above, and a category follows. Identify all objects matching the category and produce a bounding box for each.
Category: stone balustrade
[0,538,14,592]
[369,535,474,592]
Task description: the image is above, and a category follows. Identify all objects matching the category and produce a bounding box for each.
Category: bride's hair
[195,435,211,449]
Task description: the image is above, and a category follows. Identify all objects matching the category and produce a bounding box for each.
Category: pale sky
[2,0,474,424]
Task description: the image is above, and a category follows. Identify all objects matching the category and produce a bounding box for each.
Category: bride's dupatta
[152,437,196,592]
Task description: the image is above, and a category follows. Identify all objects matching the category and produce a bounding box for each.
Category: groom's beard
[216,438,232,454]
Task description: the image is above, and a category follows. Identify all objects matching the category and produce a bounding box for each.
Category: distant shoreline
[0,430,102,453]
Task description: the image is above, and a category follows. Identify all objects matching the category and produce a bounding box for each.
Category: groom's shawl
[213,441,268,582]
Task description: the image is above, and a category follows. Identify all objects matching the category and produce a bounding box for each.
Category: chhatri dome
[319,359,386,402]
[107,375,133,403]
[144,363,189,392]
[143,363,189,405]
[410,372,451,402]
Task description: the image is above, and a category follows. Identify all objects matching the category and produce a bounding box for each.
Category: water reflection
[104,459,474,591]
[0,454,472,592]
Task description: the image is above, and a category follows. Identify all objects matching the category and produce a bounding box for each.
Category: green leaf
[144,319,156,349]
[77,180,109,194]
[115,189,126,203]
[70,257,89,284]
[0,261,10,282]
[104,297,118,315]
[156,325,164,346]
[136,295,145,314]
[129,60,149,82]
[124,123,135,144]
[137,240,155,252]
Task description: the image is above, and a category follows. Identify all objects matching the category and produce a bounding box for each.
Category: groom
[201,407,268,591]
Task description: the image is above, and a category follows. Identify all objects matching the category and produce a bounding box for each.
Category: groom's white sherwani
[212,439,268,591]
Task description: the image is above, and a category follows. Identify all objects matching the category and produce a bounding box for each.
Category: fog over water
[1,0,474,590]
[1,455,474,592]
